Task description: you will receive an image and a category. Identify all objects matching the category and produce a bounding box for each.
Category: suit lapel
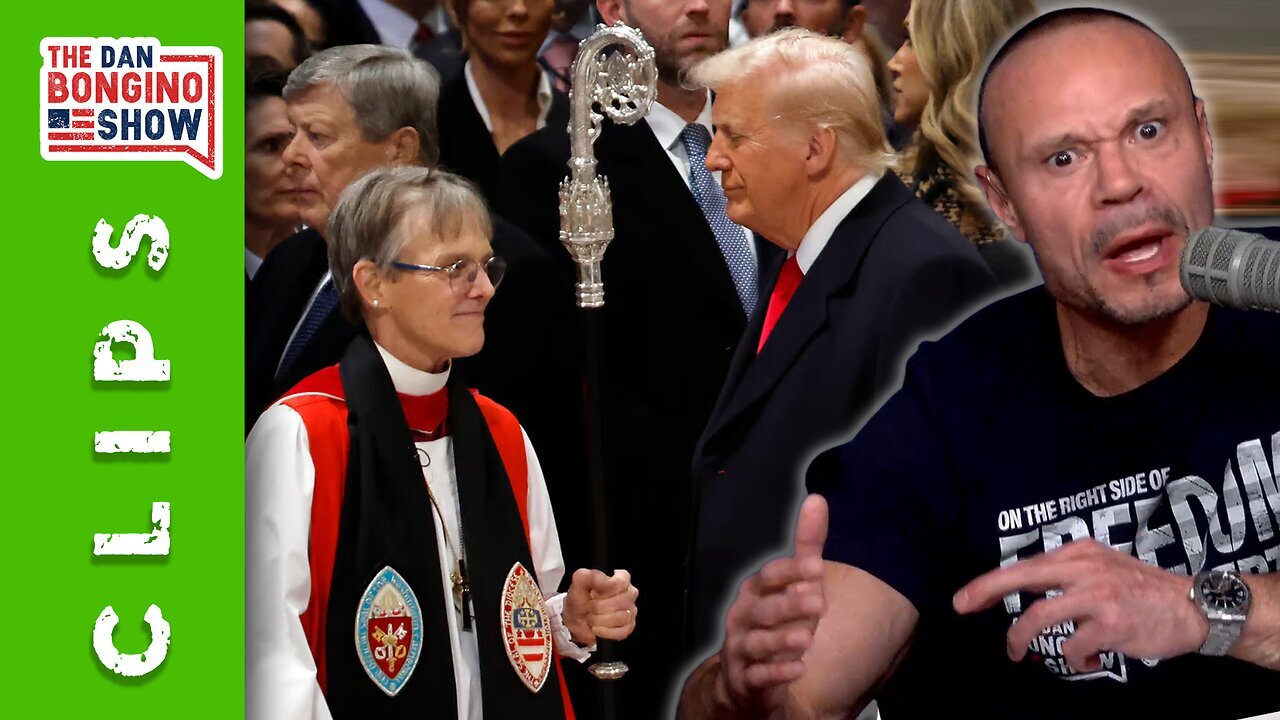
[599,121,745,320]
[438,69,501,183]
[283,308,359,393]
[700,253,781,439]
[700,175,914,443]
[248,230,327,369]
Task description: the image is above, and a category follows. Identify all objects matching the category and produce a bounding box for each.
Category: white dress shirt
[357,0,449,48]
[464,60,555,134]
[246,247,264,280]
[728,15,751,48]
[793,172,883,274]
[246,344,588,720]
[645,94,757,266]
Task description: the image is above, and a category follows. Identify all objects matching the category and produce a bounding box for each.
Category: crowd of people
[243,2,1279,719]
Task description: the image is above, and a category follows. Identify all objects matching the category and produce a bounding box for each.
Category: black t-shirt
[815,285,1280,719]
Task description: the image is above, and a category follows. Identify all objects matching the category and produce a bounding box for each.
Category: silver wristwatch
[1190,569,1251,656]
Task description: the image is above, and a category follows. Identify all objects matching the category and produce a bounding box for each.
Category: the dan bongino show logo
[40,37,223,179]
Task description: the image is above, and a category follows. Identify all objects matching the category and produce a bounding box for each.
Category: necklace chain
[417,445,473,630]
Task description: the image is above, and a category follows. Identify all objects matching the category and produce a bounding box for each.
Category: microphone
[1180,226,1280,312]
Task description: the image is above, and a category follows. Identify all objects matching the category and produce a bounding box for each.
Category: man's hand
[954,538,1208,672]
[563,568,638,646]
[718,494,829,713]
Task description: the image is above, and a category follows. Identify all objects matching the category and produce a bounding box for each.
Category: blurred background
[1106,0,1279,226]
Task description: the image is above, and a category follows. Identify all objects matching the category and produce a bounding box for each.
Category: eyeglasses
[389,256,507,293]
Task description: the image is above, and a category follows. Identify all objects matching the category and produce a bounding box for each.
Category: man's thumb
[794,494,829,560]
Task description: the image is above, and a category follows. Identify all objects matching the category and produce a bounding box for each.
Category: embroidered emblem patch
[355,566,423,697]
[501,562,553,693]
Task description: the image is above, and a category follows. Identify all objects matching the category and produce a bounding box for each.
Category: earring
[372,299,381,307]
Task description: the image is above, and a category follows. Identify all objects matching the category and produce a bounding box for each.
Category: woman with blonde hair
[889,0,1037,286]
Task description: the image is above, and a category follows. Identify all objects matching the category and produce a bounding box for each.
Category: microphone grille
[1210,231,1240,272]
[1187,227,1215,267]
[1183,226,1280,311]
[1210,240,1233,300]
[1182,226,1236,303]
[1240,236,1280,310]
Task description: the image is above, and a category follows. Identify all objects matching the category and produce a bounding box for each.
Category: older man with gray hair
[246,44,441,432]
[685,28,997,659]
[245,44,558,451]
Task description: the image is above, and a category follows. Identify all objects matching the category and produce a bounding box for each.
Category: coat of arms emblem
[355,566,423,696]
[501,562,553,692]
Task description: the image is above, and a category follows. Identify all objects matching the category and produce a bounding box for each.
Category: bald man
[678,8,1280,719]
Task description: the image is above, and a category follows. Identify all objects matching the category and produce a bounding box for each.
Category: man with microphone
[678,7,1280,719]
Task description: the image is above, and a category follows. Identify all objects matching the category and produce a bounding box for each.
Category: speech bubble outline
[38,37,223,179]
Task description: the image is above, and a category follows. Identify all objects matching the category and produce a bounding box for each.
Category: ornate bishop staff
[558,22,657,690]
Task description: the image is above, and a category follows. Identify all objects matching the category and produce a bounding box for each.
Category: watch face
[1199,572,1249,611]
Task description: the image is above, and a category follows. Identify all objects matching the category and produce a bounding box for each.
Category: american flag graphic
[47,108,95,141]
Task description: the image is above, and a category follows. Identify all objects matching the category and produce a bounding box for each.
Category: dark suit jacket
[245,228,358,434]
[688,173,1001,654]
[316,0,383,48]
[498,117,781,719]
[978,237,1040,289]
[436,65,570,203]
[413,30,465,85]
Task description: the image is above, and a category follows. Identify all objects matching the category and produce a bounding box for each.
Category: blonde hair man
[680,9,1280,720]
[684,28,996,666]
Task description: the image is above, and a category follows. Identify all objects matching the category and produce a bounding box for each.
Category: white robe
[245,346,590,720]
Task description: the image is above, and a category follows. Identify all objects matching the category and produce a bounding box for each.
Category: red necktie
[413,21,435,46]
[757,256,803,353]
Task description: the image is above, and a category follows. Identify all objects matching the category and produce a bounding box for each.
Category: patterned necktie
[277,278,338,381]
[679,123,758,316]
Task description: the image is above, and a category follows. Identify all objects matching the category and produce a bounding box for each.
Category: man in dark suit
[497,1,779,716]
[246,44,555,437]
[319,0,447,48]
[683,28,999,657]
[247,43,436,432]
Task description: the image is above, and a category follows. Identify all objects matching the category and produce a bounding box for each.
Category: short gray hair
[687,28,893,172]
[327,167,493,322]
[285,44,441,167]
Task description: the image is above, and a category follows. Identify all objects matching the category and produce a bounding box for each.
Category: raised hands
[719,494,830,712]
[954,538,1208,672]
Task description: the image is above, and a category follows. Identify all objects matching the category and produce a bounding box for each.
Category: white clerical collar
[794,172,882,274]
[357,0,420,49]
[375,342,451,396]
[464,60,555,133]
[646,93,714,154]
